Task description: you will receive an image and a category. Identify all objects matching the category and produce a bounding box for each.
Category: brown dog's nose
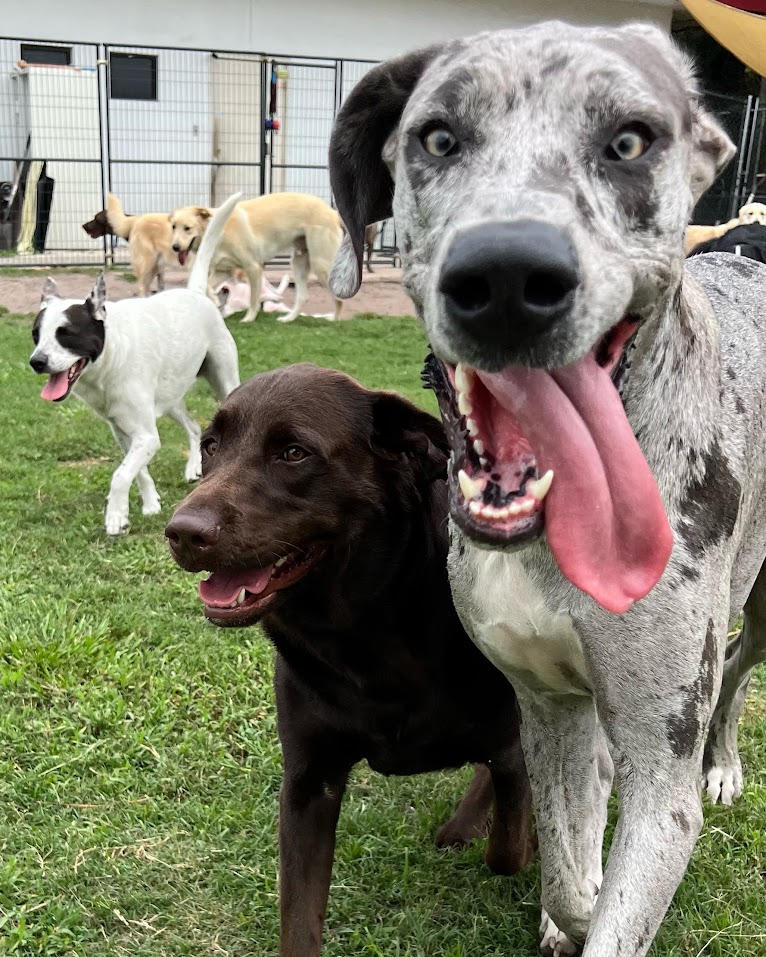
[165,508,221,563]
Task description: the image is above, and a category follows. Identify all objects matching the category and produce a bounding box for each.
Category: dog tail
[106,193,133,239]
[187,192,242,297]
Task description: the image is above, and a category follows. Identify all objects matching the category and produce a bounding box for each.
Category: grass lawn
[0,303,764,956]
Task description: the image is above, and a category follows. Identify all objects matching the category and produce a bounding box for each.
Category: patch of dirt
[0,265,415,318]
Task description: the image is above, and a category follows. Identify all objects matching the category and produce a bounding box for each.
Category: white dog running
[29,194,242,535]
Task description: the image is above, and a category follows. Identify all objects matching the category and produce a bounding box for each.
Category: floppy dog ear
[371,391,449,484]
[195,207,212,222]
[87,272,107,322]
[329,43,445,299]
[41,276,59,306]
[689,102,736,205]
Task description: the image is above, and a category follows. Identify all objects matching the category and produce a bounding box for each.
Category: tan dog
[684,217,739,254]
[738,201,766,225]
[170,192,344,323]
[105,194,177,297]
[685,202,766,254]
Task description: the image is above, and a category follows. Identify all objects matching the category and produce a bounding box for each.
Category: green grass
[0,307,765,957]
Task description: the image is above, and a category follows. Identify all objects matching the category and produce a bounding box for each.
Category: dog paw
[240,314,257,323]
[539,911,577,957]
[142,497,162,516]
[434,817,485,851]
[704,760,743,805]
[105,512,130,535]
[275,314,298,323]
[185,462,202,483]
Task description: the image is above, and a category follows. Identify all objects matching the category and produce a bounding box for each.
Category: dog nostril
[165,529,180,546]
[191,533,210,549]
[444,275,492,315]
[523,271,576,310]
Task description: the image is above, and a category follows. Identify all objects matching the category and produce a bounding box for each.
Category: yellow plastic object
[680,0,766,76]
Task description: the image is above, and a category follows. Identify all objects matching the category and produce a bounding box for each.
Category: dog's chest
[453,544,591,696]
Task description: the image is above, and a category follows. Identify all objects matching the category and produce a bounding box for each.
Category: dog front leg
[515,687,612,956]
[279,762,350,957]
[105,427,161,535]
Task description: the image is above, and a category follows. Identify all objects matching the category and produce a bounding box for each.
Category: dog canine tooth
[457,391,472,416]
[235,587,247,606]
[275,556,288,567]
[527,469,554,501]
[458,469,484,501]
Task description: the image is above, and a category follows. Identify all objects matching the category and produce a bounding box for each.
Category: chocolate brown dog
[165,364,534,957]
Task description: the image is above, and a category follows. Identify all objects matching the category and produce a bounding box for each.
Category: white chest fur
[461,546,591,696]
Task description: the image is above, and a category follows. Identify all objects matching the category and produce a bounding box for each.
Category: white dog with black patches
[30,193,242,535]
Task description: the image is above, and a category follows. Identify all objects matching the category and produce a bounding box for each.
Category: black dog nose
[165,509,221,557]
[439,221,580,346]
[172,243,180,252]
[30,354,48,374]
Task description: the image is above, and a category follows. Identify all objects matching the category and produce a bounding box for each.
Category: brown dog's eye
[202,437,218,456]
[421,127,459,158]
[606,125,653,162]
[282,445,308,463]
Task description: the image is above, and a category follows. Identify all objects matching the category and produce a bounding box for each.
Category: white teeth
[235,587,247,606]
[527,469,554,502]
[466,417,478,436]
[455,363,473,394]
[458,469,484,501]
[474,439,485,456]
[469,500,482,515]
[479,456,489,468]
[275,556,287,567]
[457,391,472,416]
[508,497,535,516]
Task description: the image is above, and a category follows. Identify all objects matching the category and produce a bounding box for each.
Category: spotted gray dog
[328,20,766,957]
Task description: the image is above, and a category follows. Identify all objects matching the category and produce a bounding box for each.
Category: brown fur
[165,365,536,957]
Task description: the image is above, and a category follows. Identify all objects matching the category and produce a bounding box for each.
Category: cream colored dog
[106,194,178,297]
[685,201,766,254]
[170,193,344,323]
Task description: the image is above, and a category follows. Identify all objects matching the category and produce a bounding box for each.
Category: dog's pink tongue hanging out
[479,353,673,614]
[41,371,70,401]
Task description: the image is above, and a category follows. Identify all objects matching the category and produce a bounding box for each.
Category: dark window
[21,43,71,66]
[110,52,157,101]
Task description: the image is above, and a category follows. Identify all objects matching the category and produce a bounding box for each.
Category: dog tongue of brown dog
[479,354,673,614]
[199,568,274,607]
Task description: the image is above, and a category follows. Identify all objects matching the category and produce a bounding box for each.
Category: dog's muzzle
[438,220,580,353]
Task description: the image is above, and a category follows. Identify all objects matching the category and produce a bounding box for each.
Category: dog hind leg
[435,764,494,850]
[240,260,263,323]
[277,241,310,323]
[304,228,344,320]
[167,404,202,482]
[704,560,766,804]
[198,341,240,403]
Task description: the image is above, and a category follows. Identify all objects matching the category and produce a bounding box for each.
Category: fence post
[95,43,111,268]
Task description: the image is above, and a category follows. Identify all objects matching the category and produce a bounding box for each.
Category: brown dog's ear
[370,391,448,484]
[328,43,445,300]
[196,207,212,222]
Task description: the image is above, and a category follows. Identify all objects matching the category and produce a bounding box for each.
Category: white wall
[7,0,674,60]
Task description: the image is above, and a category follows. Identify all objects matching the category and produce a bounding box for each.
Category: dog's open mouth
[199,545,326,626]
[424,317,674,614]
[40,358,88,402]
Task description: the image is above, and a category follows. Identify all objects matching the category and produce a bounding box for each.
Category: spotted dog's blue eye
[606,125,653,162]
[422,128,459,158]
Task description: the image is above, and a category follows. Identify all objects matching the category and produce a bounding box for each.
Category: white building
[0,0,676,256]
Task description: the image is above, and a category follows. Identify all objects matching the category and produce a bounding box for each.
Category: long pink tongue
[199,567,274,607]
[479,356,673,614]
[41,371,69,401]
